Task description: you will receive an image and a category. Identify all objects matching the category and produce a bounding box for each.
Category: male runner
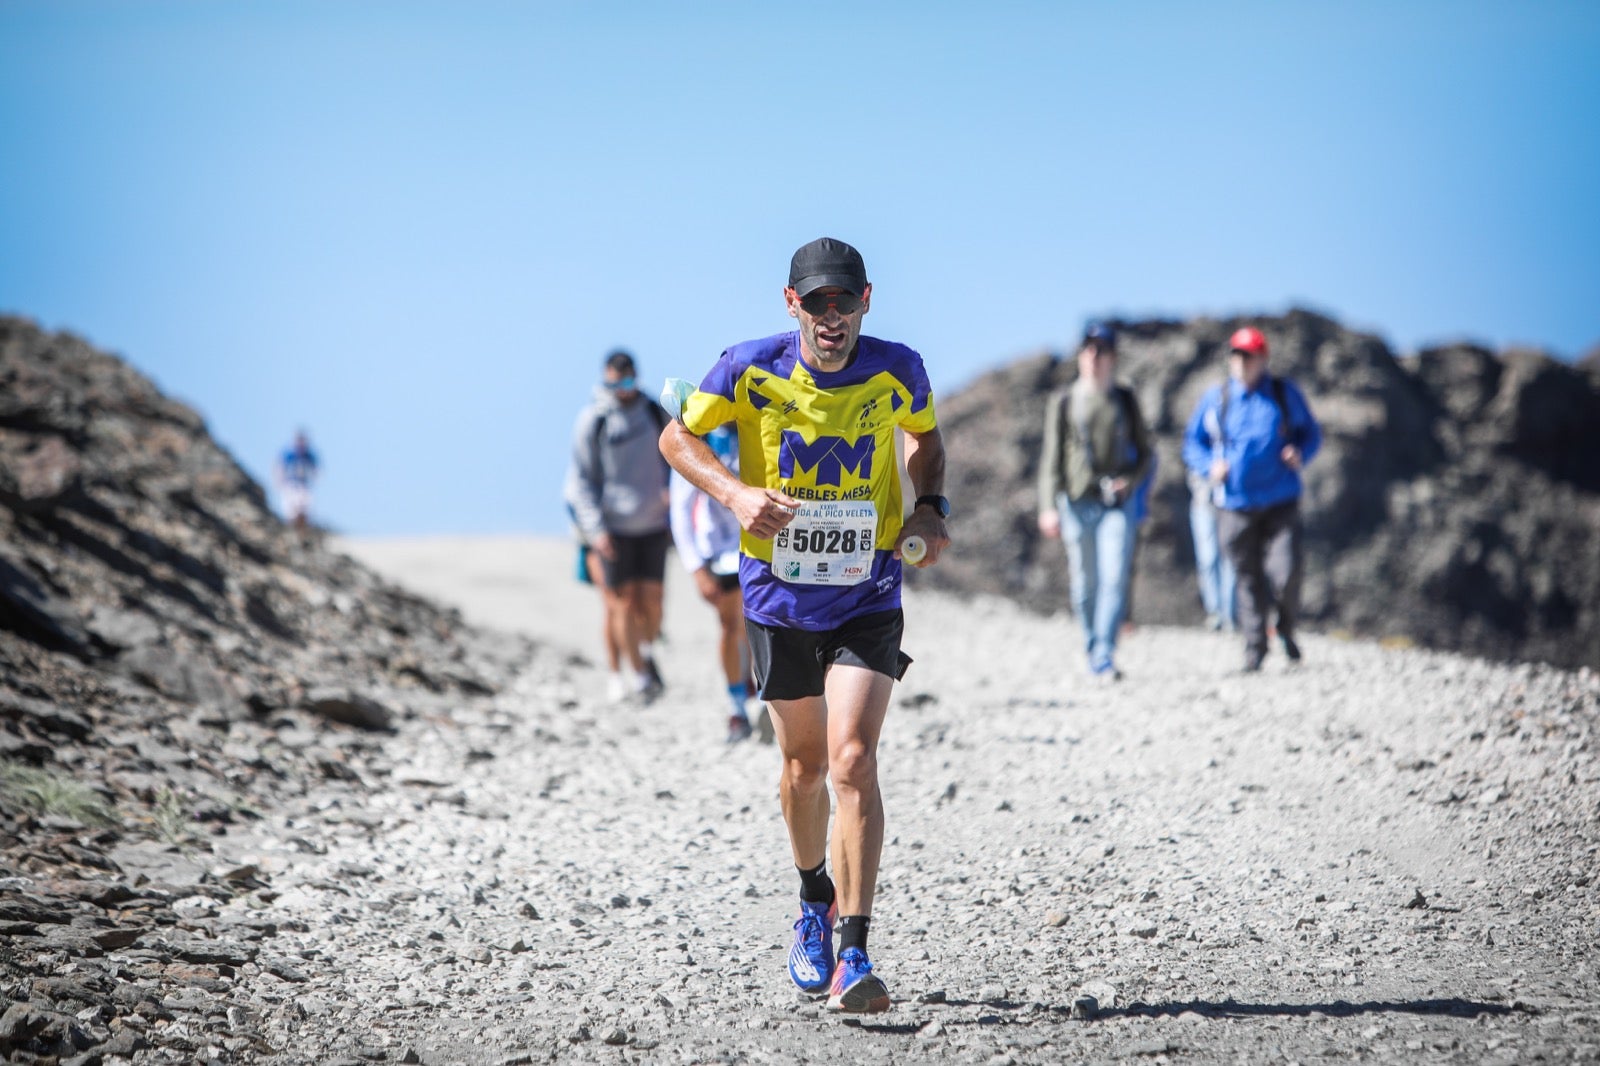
[660,237,949,1014]
[667,424,762,743]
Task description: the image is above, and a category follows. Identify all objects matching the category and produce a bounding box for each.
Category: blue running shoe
[787,899,835,993]
[826,947,890,1013]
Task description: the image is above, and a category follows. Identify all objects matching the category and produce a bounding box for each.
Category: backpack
[590,398,670,456]
[1055,384,1142,475]
[581,399,671,502]
[1217,374,1294,448]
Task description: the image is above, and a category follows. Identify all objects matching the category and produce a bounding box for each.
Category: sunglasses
[795,290,864,317]
[603,376,638,391]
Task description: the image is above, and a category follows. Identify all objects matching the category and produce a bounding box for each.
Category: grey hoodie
[563,386,671,539]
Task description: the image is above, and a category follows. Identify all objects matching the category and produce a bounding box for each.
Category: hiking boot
[726,715,753,744]
[787,899,835,994]
[826,947,890,1013]
[1280,634,1302,663]
[1089,657,1122,683]
[1242,649,1265,674]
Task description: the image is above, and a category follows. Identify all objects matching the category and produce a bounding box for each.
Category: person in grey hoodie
[564,350,673,703]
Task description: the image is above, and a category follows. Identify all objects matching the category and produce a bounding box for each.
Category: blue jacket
[1183,376,1321,511]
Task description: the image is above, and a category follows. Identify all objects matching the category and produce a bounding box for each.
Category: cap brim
[792,274,866,297]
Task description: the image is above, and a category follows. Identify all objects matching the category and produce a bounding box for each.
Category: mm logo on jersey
[778,431,874,486]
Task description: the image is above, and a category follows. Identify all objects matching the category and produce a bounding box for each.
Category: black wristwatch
[914,494,951,519]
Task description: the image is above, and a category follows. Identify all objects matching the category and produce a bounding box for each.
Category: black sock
[838,915,870,954]
[797,860,834,905]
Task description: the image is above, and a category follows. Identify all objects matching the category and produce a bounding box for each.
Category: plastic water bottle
[900,535,926,565]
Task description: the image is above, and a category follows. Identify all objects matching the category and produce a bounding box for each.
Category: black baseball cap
[788,237,868,297]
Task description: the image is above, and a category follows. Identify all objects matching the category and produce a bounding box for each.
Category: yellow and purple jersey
[681,331,937,630]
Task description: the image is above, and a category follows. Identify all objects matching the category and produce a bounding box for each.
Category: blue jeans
[1189,491,1237,627]
[1058,494,1136,667]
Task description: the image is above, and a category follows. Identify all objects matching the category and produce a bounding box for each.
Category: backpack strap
[589,409,607,469]
[1270,376,1293,442]
[1110,385,1138,472]
[1218,378,1230,452]
[1113,385,1136,446]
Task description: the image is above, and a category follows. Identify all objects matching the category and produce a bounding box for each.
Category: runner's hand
[592,532,616,561]
[732,486,799,540]
[1037,510,1061,539]
[897,510,949,568]
[1281,444,1303,472]
[1209,458,1229,484]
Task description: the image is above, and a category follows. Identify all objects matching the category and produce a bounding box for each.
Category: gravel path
[231,539,1599,1065]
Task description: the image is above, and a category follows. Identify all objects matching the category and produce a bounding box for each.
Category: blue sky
[3,1,1597,535]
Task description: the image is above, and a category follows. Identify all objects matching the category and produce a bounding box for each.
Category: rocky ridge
[2,313,1598,1066]
[0,316,528,1063]
[924,309,1600,670]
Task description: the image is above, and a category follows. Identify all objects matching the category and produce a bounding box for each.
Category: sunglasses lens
[799,291,862,316]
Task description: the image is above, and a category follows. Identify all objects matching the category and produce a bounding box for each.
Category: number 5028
[788,528,856,554]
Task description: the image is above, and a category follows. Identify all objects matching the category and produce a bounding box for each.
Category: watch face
[919,495,950,518]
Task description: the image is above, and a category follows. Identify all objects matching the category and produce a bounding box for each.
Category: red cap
[1229,326,1269,357]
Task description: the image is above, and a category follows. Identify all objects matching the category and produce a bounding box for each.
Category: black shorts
[745,609,911,701]
[712,571,740,594]
[600,531,669,589]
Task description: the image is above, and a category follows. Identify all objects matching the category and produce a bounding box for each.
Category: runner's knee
[782,755,828,794]
[829,742,878,795]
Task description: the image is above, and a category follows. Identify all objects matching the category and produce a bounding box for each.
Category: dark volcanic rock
[925,309,1600,669]
[0,429,82,512]
[0,316,531,1063]
[302,687,395,731]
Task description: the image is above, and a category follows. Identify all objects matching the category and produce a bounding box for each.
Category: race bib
[770,501,878,586]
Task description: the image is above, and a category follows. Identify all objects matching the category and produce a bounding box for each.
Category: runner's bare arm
[659,421,798,539]
[898,426,950,567]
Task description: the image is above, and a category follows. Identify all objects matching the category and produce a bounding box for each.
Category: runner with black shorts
[564,350,673,704]
[668,424,764,743]
[660,237,950,1013]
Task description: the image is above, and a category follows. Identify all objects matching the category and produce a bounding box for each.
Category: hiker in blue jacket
[1182,326,1322,672]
